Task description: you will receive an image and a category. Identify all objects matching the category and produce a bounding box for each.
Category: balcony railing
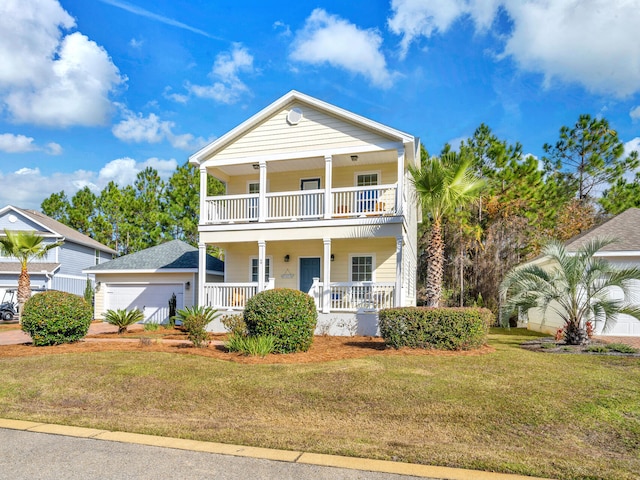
[203,184,397,224]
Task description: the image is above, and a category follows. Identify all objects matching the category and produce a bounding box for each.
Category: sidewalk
[0,321,128,346]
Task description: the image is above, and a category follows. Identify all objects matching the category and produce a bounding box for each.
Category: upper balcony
[201,183,398,225]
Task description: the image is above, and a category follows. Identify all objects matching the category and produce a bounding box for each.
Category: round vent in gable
[286,107,303,125]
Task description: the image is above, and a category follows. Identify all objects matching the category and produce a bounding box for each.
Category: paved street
[0,428,427,480]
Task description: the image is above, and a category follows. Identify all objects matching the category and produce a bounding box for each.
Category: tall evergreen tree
[543,114,637,202]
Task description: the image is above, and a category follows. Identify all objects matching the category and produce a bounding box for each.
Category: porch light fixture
[331,254,335,262]
[185,281,191,290]
[284,254,290,263]
[252,163,260,170]
[351,155,358,162]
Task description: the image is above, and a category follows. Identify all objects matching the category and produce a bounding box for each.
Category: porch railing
[203,279,274,310]
[309,280,395,311]
[203,184,397,224]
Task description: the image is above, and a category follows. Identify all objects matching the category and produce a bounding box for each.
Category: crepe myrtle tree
[499,237,640,345]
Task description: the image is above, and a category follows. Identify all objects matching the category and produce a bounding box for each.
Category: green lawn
[0,328,638,480]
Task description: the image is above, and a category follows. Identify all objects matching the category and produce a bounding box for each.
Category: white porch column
[198,242,206,307]
[396,149,405,215]
[258,240,266,292]
[322,238,331,313]
[199,167,208,224]
[258,161,267,222]
[395,236,403,307]
[324,155,332,219]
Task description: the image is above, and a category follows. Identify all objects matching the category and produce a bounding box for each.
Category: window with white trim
[251,257,271,283]
[350,256,373,282]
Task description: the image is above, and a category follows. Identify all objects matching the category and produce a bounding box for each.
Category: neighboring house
[525,207,640,336]
[0,205,116,298]
[83,239,224,323]
[189,90,420,335]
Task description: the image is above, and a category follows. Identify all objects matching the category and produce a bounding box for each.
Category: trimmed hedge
[379,307,493,350]
[22,291,93,346]
[243,288,317,353]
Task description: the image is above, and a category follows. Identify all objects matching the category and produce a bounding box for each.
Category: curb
[0,418,553,480]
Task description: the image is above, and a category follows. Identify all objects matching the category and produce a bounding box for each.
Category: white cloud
[0,0,125,127]
[130,38,144,48]
[273,21,292,37]
[290,9,396,89]
[112,110,211,151]
[15,167,41,176]
[625,138,640,157]
[631,106,640,121]
[387,0,640,97]
[187,44,254,104]
[0,157,179,209]
[0,133,62,155]
[45,142,63,155]
[163,87,189,104]
[0,134,38,153]
[388,0,500,59]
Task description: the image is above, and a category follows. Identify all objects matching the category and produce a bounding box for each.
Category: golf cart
[0,290,17,321]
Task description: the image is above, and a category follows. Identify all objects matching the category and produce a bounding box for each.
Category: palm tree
[499,237,640,345]
[0,230,63,321]
[409,152,485,307]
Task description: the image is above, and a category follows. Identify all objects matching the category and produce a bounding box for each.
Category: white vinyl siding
[212,103,396,161]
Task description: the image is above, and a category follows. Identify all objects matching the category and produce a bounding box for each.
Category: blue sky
[1,0,639,209]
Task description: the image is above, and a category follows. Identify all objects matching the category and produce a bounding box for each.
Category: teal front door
[300,258,321,294]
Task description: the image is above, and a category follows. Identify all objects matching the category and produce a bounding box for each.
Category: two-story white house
[190,91,420,335]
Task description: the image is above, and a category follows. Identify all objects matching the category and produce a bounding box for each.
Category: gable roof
[565,208,640,254]
[0,206,117,255]
[189,90,417,165]
[83,240,224,273]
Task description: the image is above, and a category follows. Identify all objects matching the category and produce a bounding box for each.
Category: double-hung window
[251,257,271,283]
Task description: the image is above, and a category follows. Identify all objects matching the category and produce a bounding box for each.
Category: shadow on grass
[489,327,551,348]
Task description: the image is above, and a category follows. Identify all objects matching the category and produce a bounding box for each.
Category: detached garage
[83,240,223,323]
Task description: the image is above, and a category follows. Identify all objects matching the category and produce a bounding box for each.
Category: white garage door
[599,282,640,336]
[105,284,184,323]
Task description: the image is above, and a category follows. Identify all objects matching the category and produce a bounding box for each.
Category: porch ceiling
[209,150,398,177]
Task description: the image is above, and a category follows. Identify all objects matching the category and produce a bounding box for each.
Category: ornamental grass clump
[243,288,317,353]
[226,333,276,357]
[104,308,144,334]
[21,291,92,346]
[173,306,219,348]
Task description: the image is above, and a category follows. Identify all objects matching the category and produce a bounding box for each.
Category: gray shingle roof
[0,262,60,274]
[84,240,224,272]
[565,208,640,252]
[12,207,117,254]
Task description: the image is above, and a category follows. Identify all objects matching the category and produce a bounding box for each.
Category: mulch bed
[521,338,640,357]
[0,331,495,364]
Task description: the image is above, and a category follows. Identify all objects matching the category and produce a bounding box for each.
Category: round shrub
[22,290,93,346]
[243,288,317,353]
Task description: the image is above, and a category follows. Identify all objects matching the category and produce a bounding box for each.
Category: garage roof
[83,240,224,273]
[565,207,640,253]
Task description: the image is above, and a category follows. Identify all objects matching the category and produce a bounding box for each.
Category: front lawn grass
[0,328,638,480]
